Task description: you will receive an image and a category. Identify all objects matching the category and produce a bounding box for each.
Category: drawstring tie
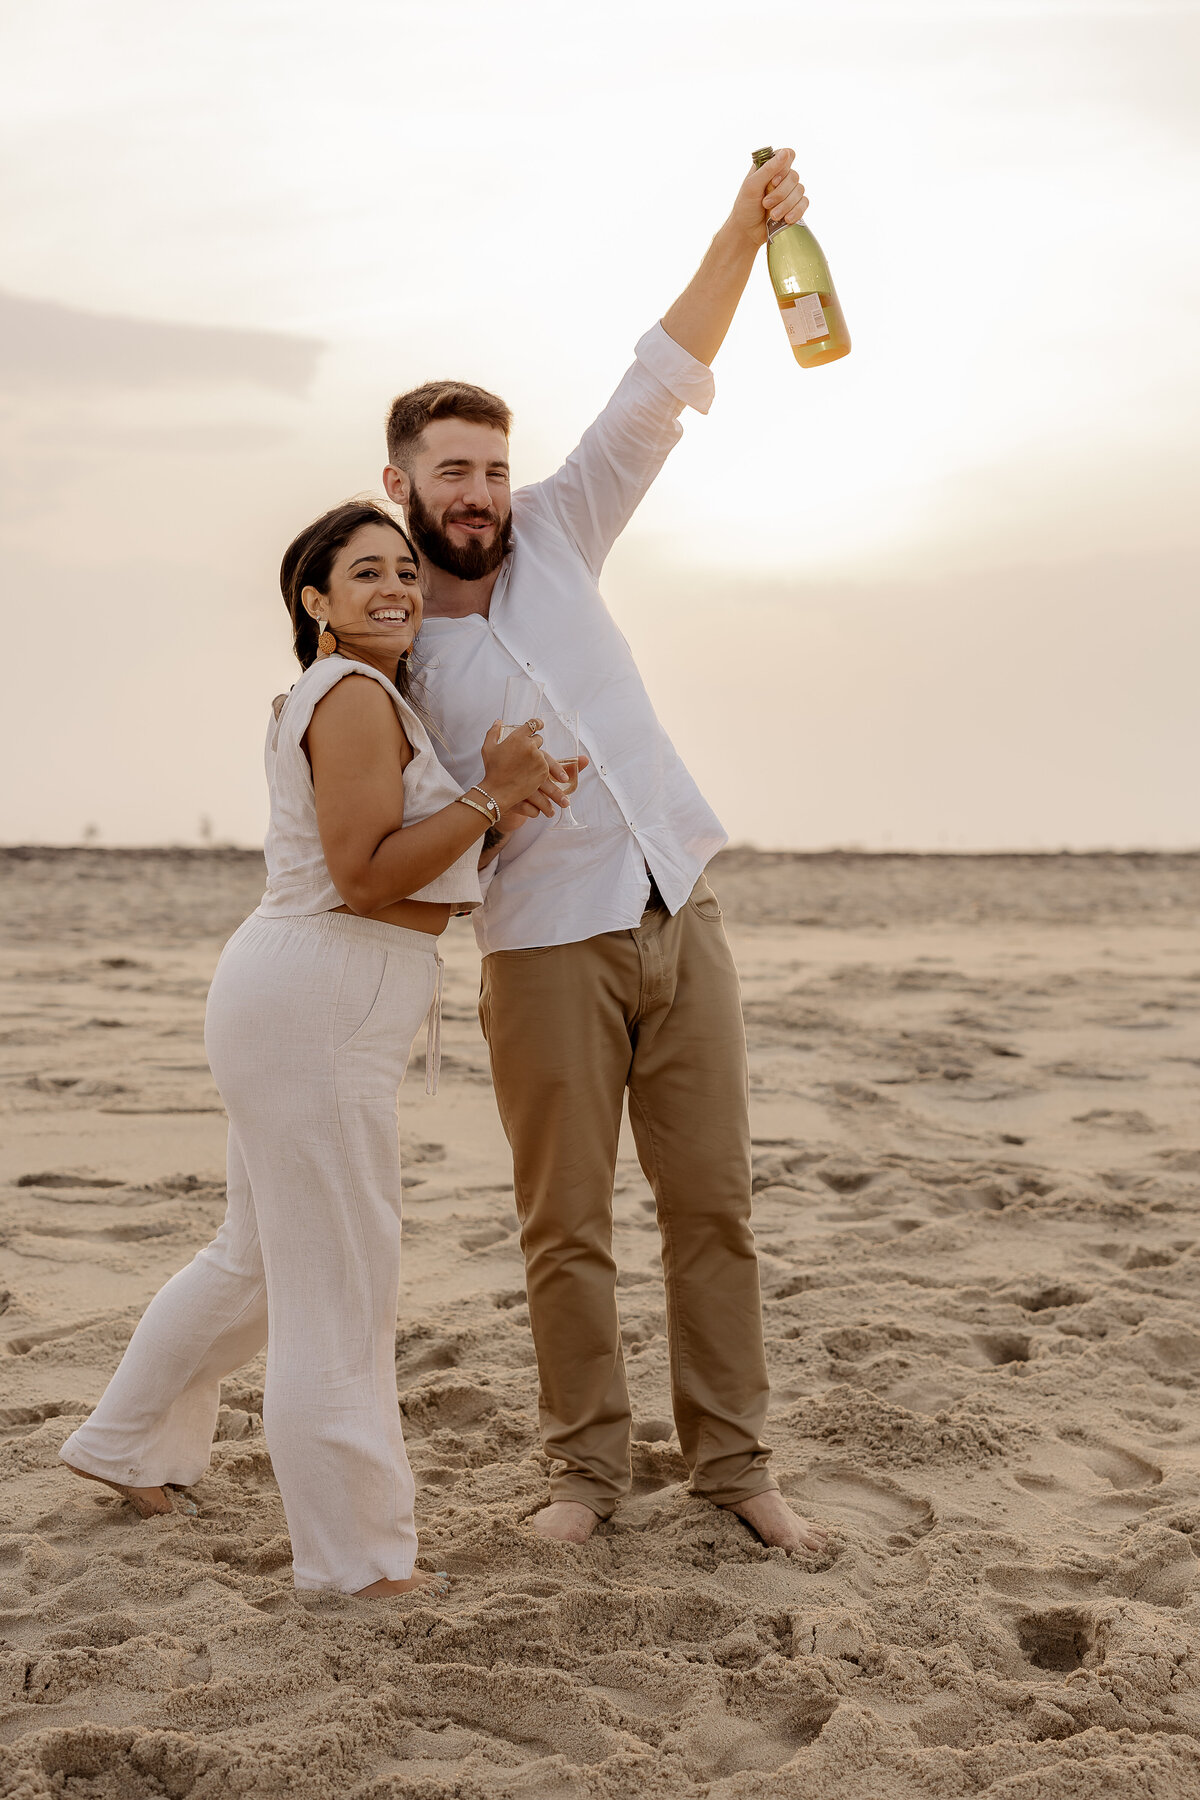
[425,951,444,1096]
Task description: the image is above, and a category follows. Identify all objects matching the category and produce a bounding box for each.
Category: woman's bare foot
[355,1570,450,1599]
[531,1501,602,1544]
[726,1491,828,1553]
[64,1463,180,1519]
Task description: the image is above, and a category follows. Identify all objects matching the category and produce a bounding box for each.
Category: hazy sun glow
[2,0,1196,848]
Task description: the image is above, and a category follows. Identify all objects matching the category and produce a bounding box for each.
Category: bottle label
[781,293,828,344]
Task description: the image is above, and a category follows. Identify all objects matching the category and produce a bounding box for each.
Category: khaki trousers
[478,875,776,1516]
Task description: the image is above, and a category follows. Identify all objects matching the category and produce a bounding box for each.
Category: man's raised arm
[526,149,807,575]
[662,147,806,365]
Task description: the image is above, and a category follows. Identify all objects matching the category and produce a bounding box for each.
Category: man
[383,151,827,1555]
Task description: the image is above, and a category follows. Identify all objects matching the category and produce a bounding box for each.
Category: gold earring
[316,620,337,658]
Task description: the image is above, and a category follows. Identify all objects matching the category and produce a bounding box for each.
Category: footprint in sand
[1012,1434,1164,1527]
[458,1221,515,1254]
[1071,1108,1158,1134]
[971,1330,1034,1367]
[988,1527,1194,1639]
[1014,1606,1099,1672]
[99,1103,224,1115]
[986,1563,1103,1605]
[0,1400,84,1436]
[23,1076,130,1098]
[1077,1441,1164,1491]
[784,1460,935,1551]
[676,1696,840,1779]
[16,1172,126,1191]
[813,1157,878,1195]
[400,1374,502,1435]
[1155,1147,1200,1173]
[1107,1527,1196,1607]
[1088,1240,1184,1271]
[1120,1323,1200,1386]
[251,1590,295,1615]
[1009,1282,1091,1314]
[22,1220,185,1248]
[18,1633,210,1706]
[491,1289,528,1311]
[4,1317,110,1358]
[40,1612,141,1649]
[394,1324,465,1377]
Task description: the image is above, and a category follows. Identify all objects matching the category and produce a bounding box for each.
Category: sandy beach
[0,846,1198,1799]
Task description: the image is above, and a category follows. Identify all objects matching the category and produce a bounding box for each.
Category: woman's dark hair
[279,502,420,688]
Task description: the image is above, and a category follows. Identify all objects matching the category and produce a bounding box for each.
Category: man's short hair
[386,380,512,471]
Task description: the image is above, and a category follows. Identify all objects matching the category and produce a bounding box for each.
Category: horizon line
[3,842,1199,862]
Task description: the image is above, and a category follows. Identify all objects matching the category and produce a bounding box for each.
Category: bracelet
[465,784,501,826]
[457,793,496,827]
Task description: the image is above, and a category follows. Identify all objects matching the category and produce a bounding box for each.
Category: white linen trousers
[60,909,439,1592]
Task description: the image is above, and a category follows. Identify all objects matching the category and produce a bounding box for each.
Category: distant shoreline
[5,844,1198,945]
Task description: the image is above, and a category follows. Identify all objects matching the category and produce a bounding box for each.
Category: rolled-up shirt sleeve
[632,321,716,416]
[521,322,716,577]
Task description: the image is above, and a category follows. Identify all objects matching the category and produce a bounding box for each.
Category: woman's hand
[498,752,592,831]
[479,719,549,812]
[482,752,595,872]
[548,753,589,801]
[496,798,546,833]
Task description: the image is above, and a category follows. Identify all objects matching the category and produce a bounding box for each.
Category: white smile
[369,607,412,623]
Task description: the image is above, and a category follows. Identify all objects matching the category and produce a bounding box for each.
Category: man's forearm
[479,825,508,869]
[660,150,805,367]
[660,220,760,368]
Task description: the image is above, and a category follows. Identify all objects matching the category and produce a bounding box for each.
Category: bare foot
[531,1500,602,1544]
[725,1490,828,1553]
[355,1569,450,1599]
[65,1463,182,1519]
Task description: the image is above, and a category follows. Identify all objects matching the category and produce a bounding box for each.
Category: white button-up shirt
[411,322,727,956]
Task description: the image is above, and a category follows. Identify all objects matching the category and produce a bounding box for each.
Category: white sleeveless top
[256,656,483,918]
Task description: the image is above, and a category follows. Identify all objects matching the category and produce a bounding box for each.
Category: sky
[2,0,1197,850]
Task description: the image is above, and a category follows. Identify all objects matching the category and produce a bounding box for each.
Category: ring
[527,718,540,735]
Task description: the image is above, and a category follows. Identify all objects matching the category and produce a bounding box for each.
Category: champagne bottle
[752,146,851,368]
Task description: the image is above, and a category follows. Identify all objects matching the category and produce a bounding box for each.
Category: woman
[60,501,549,1598]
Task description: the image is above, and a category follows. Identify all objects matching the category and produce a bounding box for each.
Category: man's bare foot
[355,1569,450,1599]
[725,1490,828,1553]
[531,1500,602,1544]
[64,1463,180,1519]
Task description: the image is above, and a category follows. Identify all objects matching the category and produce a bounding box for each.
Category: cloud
[0,290,323,395]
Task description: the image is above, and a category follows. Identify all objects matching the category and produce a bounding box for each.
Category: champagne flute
[541,707,586,831]
[500,674,544,741]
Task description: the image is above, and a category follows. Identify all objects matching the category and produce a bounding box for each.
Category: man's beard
[406,487,513,581]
